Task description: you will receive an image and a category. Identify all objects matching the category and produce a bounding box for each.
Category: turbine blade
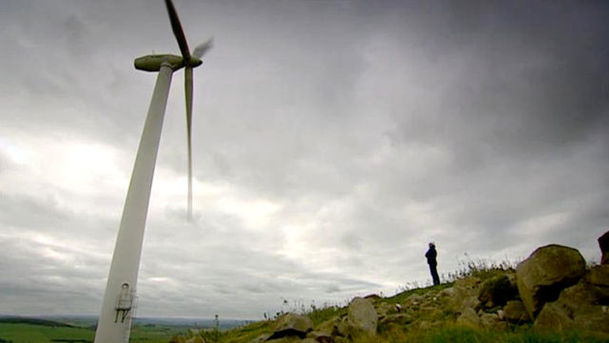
[164,0,191,60]
[193,38,213,59]
[185,66,194,221]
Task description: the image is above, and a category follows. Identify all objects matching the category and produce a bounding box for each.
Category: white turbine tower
[94,1,212,342]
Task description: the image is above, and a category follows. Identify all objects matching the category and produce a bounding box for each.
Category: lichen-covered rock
[585,265,609,289]
[503,300,530,324]
[534,278,609,334]
[347,297,377,338]
[268,313,313,340]
[585,265,609,304]
[516,244,586,318]
[572,306,609,333]
[534,302,574,331]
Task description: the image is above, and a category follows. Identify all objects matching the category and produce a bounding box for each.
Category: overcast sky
[1,0,608,320]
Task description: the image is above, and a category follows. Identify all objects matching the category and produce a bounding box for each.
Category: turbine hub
[134,54,184,72]
[186,57,203,68]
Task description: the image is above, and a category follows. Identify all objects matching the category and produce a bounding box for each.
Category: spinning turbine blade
[185,66,193,221]
[193,38,213,59]
[165,0,191,60]
[96,0,211,341]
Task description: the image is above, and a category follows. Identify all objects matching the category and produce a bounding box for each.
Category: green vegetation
[373,326,609,343]
[0,321,183,343]
[4,257,607,343]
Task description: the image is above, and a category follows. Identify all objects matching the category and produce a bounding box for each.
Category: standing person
[425,242,440,286]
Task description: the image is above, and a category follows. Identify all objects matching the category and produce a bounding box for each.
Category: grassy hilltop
[3,245,607,343]
[176,251,609,343]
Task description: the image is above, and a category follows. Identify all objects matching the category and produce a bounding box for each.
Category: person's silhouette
[425,242,440,286]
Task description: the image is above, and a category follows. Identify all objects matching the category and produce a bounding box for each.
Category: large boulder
[268,313,313,340]
[535,278,609,334]
[585,265,609,303]
[516,244,586,318]
[534,302,573,331]
[346,297,377,338]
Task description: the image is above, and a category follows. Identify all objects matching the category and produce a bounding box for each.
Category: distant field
[0,319,183,343]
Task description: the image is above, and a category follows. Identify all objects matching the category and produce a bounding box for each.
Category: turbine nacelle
[134,54,202,72]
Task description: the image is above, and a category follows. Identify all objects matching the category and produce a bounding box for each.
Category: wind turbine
[94,1,211,342]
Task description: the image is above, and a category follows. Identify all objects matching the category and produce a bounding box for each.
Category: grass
[373,326,609,343]
[0,322,184,343]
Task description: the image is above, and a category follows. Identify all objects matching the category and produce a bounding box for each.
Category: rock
[268,313,313,340]
[599,230,609,265]
[347,297,377,338]
[479,313,498,328]
[585,265,609,303]
[573,306,609,333]
[315,317,341,337]
[557,281,599,310]
[375,302,397,318]
[266,337,302,343]
[497,309,505,321]
[534,302,574,331]
[456,308,481,329]
[450,277,482,312]
[557,281,609,333]
[516,244,586,318]
[307,331,333,343]
[364,294,381,301]
[479,313,506,330]
[585,265,609,288]
[406,293,423,306]
[336,317,348,337]
[185,336,205,343]
[478,274,518,308]
[378,313,413,328]
[534,278,609,334]
[503,300,530,324]
[170,335,186,343]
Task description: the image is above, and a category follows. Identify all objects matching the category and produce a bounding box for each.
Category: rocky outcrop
[516,244,586,318]
[239,242,608,343]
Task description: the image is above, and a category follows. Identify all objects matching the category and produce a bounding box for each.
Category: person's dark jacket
[425,246,437,266]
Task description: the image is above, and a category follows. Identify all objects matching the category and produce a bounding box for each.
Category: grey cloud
[1,0,608,319]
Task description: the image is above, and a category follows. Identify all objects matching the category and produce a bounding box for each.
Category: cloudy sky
[1,0,608,320]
